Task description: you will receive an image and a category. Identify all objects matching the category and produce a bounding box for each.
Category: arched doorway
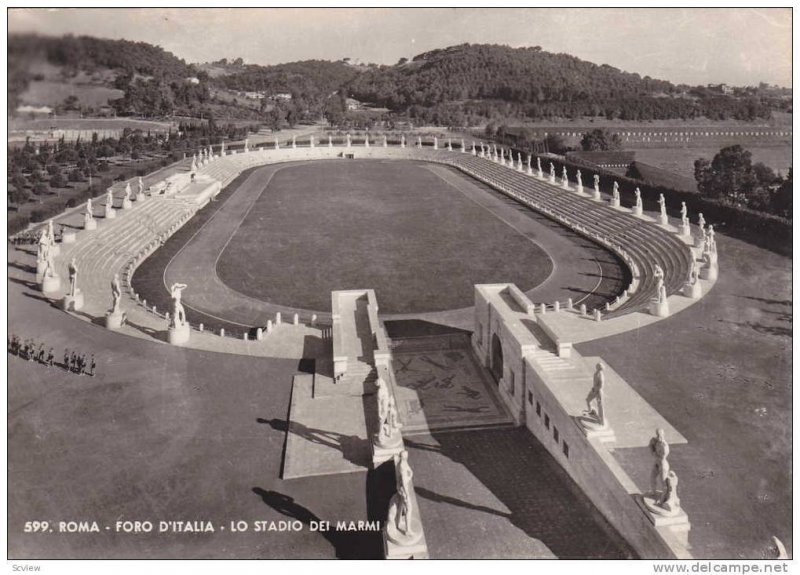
[491,333,504,384]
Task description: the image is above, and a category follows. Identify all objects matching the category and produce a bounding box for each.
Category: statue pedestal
[592,190,602,201]
[575,185,584,195]
[549,176,556,185]
[168,323,191,346]
[637,495,691,547]
[576,415,616,443]
[371,432,404,468]
[700,264,718,281]
[105,310,125,330]
[632,205,643,216]
[649,299,670,318]
[561,181,570,190]
[122,198,132,210]
[681,223,692,237]
[50,244,61,256]
[657,213,669,226]
[62,290,85,311]
[62,231,76,244]
[105,207,116,219]
[610,197,621,208]
[84,218,97,230]
[383,494,428,559]
[682,282,702,299]
[40,274,61,294]
[695,235,705,248]
[36,260,47,278]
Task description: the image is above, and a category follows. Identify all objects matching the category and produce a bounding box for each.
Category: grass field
[9,117,174,132]
[633,145,793,179]
[216,160,554,314]
[20,80,124,108]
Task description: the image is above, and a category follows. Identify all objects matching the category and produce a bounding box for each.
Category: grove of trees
[694,145,791,218]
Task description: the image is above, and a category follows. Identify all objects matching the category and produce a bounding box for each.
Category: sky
[7,7,793,87]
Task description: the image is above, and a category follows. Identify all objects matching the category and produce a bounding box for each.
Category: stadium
[9,135,790,560]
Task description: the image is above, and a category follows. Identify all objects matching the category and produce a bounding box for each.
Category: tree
[49,170,67,189]
[770,168,792,219]
[580,128,622,151]
[694,145,761,207]
[8,185,30,205]
[544,133,568,155]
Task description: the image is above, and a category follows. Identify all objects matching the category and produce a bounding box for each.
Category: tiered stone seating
[55,196,198,317]
[421,150,695,318]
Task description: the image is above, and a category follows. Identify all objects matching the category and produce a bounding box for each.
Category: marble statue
[364,133,369,147]
[106,188,114,208]
[585,363,606,427]
[537,157,543,178]
[561,165,569,185]
[292,135,297,148]
[110,273,122,316]
[346,133,352,147]
[656,470,681,513]
[86,198,93,215]
[576,170,583,191]
[549,162,556,182]
[123,183,131,202]
[138,177,144,196]
[461,138,465,152]
[310,135,315,148]
[68,257,79,296]
[221,141,226,155]
[169,282,188,329]
[687,258,700,285]
[433,136,438,150]
[400,135,405,148]
[383,135,388,147]
[378,395,402,445]
[634,187,642,208]
[244,138,249,152]
[275,139,280,150]
[191,154,197,172]
[47,219,55,244]
[447,138,452,151]
[649,428,670,496]
[654,263,665,290]
[658,193,667,216]
[395,450,414,535]
[417,136,422,148]
[376,378,390,424]
[612,185,620,203]
[328,135,333,147]
[37,228,50,261]
[698,213,706,230]
[680,201,687,222]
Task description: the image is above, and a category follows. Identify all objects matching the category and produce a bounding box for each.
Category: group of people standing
[8,334,96,377]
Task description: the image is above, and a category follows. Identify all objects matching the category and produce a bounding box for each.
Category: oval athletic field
[145,159,623,329]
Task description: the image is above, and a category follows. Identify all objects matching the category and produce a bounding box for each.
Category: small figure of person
[90,355,96,377]
[80,354,88,375]
[64,349,70,370]
[47,348,54,368]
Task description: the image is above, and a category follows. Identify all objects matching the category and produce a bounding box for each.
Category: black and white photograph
[4,5,794,570]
